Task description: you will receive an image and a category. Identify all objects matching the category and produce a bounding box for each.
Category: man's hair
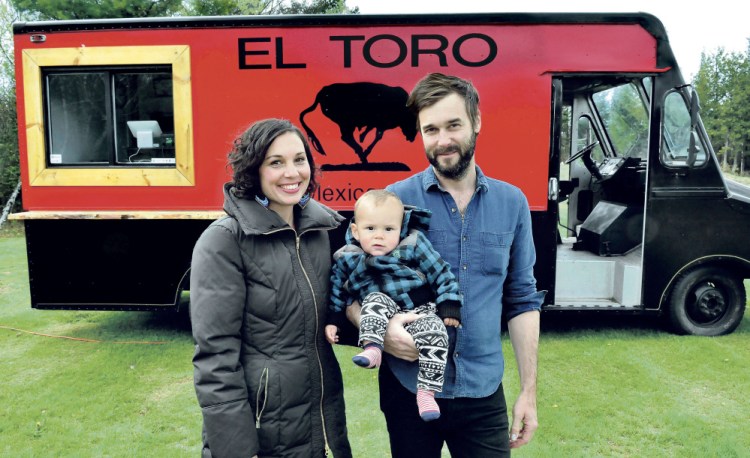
[406,72,480,130]
[353,189,404,217]
[227,118,318,199]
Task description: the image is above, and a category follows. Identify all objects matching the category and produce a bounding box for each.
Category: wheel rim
[687,282,728,325]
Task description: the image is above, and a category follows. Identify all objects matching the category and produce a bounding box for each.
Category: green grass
[723,170,750,186]
[0,236,199,457]
[1,234,749,457]
[0,220,24,239]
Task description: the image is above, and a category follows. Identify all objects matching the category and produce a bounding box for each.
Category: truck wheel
[668,266,746,336]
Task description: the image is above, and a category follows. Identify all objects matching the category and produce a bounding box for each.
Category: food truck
[11,12,750,335]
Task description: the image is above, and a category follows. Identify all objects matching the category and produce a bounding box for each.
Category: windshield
[592,82,649,159]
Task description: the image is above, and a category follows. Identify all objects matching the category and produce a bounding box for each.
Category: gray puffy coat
[190,184,351,458]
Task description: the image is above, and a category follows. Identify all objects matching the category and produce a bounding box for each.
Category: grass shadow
[79,309,193,342]
[540,311,664,334]
[538,309,750,337]
[92,307,749,341]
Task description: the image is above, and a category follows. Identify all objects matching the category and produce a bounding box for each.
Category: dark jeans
[379,359,510,458]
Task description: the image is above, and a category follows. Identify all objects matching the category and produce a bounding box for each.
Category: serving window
[23,46,194,186]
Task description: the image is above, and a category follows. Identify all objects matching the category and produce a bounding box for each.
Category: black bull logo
[299,82,417,171]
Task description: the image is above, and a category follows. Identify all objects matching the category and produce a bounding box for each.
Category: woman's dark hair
[228,118,318,199]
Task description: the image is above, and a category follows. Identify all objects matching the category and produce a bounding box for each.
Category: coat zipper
[295,233,331,456]
[261,224,332,455]
[255,367,269,428]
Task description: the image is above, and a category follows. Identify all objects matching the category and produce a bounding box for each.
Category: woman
[190,118,352,458]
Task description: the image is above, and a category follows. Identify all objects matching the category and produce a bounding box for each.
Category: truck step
[546,301,644,311]
[555,238,643,306]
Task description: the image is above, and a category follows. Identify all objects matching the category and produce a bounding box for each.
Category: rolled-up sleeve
[503,191,545,321]
[190,225,259,458]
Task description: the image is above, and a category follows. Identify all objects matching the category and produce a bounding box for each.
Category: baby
[325,189,462,421]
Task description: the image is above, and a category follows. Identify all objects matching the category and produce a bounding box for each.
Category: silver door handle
[548,177,559,201]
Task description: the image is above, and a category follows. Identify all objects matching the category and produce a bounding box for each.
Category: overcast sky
[348,0,750,80]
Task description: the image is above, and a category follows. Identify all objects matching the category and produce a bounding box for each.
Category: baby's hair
[354,189,404,217]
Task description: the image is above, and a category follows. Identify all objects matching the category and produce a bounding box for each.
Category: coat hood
[223,182,344,235]
[344,204,432,245]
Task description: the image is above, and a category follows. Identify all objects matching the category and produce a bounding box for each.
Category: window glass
[24,45,193,186]
[661,91,707,167]
[559,105,572,163]
[643,77,653,100]
[45,67,174,167]
[114,72,174,164]
[592,83,649,159]
[47,73,110,165]
[576,116,605,163]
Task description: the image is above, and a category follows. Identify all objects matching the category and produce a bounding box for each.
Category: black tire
[668,266,746,336]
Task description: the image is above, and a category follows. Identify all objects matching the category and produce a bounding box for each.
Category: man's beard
[427,132,476,180]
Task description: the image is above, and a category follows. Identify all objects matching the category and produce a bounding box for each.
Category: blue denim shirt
[386,165,544,399]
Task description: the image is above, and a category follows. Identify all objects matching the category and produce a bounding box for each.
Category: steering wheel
[565,141,602,180]
[565,141,600,164]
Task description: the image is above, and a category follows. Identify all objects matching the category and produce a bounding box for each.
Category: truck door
[644,85,748,335]
[550,76,651,310]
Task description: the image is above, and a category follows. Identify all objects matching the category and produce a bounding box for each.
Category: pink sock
[417,389,440,421]
[352,344,382,369]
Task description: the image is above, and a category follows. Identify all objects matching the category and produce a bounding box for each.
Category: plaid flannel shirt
[327,206,462,329]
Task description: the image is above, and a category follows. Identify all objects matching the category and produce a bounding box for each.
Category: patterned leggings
[359,292,449,392]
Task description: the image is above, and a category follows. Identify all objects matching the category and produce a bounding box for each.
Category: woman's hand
[443,317,460,328]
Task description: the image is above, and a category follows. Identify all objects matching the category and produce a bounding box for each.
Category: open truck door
[548,74,748,336]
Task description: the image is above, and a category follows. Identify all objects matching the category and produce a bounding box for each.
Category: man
[350,72,544,457]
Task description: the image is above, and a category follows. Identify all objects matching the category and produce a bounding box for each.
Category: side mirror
[689,89,700,129]
[687,131,697,167]
[687,89,701,168]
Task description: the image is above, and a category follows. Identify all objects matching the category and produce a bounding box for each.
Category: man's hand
[383,313,420,361]
[509,390,538,448]
[347,300,419,361]
[507,310,540,449]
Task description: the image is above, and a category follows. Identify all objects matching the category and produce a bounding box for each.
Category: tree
[11,0,183,20]
[0,0,20,215]
[280,0,358,14]
[694,45,750,175]
[183,0,358,16]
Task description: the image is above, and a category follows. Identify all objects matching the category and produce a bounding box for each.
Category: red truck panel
[15,23,657,212]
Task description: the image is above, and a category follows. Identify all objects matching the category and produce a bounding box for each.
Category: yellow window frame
[22,45,194,186]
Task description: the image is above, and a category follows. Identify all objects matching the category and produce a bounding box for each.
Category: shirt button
[454,352,459,358]
[451,208,457,213]
[463,265,467,270]
[463,236,467,241]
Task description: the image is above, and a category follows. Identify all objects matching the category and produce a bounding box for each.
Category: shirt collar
[420,165,490,194]
[223,182,343,235]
